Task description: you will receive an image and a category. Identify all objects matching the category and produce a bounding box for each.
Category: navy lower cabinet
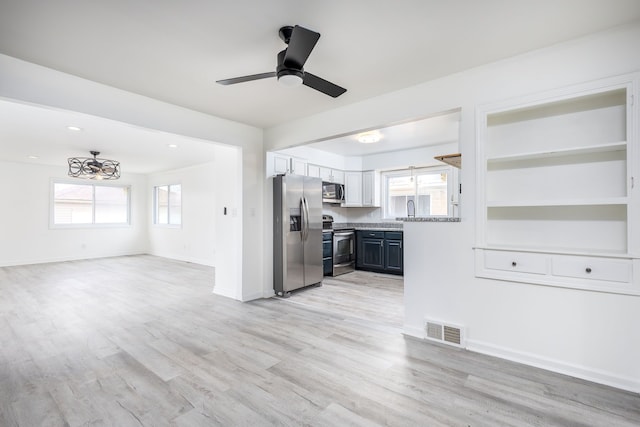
[384,233,403,274]
[356,230,403,275]
[322,231,333,276]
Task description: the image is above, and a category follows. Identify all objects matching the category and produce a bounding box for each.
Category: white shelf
[475,74,638,294]
[486,197,628,208]
[486,141,626,164]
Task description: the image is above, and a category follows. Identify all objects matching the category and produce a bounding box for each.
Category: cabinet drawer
[385,231,403,240]
[360,230,385,239]
[551,256,631,283]
[484,250,547,275]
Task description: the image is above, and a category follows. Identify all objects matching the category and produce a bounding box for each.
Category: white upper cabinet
[267,152,307,176]
[290,157,307,176]
[343,170,380,207]
[307,164,320,178]
[310,164,344,183]
[362,170,380,207]
[475,73,639,295]
[343,171,363,206]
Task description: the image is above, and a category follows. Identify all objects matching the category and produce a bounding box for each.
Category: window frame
[153,184,182,227]
[381,165,455,220]
[50,179,131,228]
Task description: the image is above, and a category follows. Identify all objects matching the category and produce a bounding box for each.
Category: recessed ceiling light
[67,126,83,131]
[168,144,178,148]
[357,131,381,144]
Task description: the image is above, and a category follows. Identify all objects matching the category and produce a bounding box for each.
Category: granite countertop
[333,222,403,231]
[396,217,461,222]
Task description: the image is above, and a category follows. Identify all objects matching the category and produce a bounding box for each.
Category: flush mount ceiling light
[68,151,120,180]
[357,131,382,144]
[67,126,83,131]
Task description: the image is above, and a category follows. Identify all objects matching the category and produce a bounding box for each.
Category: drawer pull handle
[586,267,592,273]
[511,261,517,267]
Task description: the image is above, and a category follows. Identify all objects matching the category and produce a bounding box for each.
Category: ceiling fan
[216,25,347,98]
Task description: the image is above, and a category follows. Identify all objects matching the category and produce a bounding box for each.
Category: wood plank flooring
[0,255,638,426]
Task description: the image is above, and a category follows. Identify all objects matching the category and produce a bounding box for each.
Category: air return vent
[424,318,465,348]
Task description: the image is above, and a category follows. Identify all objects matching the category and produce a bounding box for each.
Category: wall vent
[424,318,465,348]
[426,322,443,340]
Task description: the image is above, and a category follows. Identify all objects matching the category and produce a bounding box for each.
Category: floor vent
[424,318,465,348]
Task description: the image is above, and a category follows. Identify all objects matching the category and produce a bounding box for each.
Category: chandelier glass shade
[68,151,120,180]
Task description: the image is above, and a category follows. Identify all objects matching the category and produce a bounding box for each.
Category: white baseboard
[403,324,425,339]
[242,290,266,302]
[465,339,640,393]
[147,251,214,267]
[213,284,238,300]
[0,251,145,267]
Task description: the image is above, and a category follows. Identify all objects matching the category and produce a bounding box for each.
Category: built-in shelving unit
[475,74,639,295]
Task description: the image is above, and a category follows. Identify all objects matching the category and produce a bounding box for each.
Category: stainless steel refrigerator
[273,174,323,296]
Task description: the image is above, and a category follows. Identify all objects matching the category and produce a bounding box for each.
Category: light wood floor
[0,255,638,426]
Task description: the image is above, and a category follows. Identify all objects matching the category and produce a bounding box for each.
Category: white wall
[263,22,640,392]
[147,152,242,298]
[0,161,148,266]
[0,54,262,302]
[148,162,217,266]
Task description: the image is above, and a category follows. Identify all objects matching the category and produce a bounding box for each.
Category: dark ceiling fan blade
[303,72,347,98]
[216,72,276,85]
[283,25,320,69]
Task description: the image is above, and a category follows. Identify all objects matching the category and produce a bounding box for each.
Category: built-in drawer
[360,230,385,239]
[385,231,403,240]
[484,250,547,275]
[551,255,632,283]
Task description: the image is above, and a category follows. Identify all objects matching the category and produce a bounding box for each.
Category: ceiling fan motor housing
[276,49,303,81]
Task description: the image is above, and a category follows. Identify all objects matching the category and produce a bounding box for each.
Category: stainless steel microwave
[322,181,344,204]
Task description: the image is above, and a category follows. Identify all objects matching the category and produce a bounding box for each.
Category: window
[53,182,130,225]
[154,184,181,225]
[382,166,453,219]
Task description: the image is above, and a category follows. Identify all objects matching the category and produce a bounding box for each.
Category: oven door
[333,230,355,276]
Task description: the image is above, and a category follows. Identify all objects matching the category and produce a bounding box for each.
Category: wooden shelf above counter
[434,153,461,168]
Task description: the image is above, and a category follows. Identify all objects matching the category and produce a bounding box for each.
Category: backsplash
[322,204,383,223]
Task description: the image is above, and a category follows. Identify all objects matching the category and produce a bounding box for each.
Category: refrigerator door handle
[300,197,306,241]
[302,196,310,241]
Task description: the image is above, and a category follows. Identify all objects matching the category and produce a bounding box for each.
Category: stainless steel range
[322,215,355,276]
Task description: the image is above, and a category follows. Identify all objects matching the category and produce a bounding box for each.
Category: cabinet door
[356,232,364,268]
[307,164,321,178]
[384,239,403,273]
[273,155,290,175]
[361,238,384,270]
[362,171,380,207]
[291,158,307,175]
[319,167,332,182]
[344,172,363,206]
[332,170,345,184]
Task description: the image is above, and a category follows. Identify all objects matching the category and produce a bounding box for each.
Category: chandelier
[68,151,121,180]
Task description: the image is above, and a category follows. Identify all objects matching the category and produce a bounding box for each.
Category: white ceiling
[307,111,460,157]
[0,101,223,174]
[0,1,639,171]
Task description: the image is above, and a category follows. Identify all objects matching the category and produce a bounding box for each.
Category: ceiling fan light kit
[216,25,346,97]
[277,68,304,87]
[68,150,121,180]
